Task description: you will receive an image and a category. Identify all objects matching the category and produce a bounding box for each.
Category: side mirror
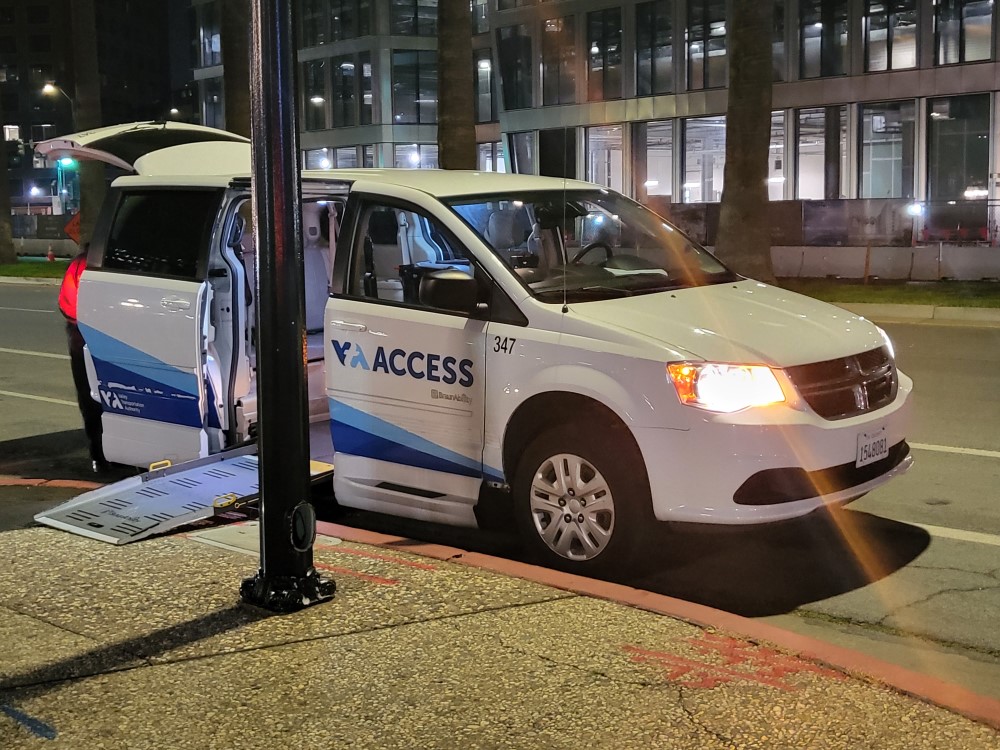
[418,269,480,314]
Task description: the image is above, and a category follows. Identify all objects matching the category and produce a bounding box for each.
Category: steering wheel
[571,242,614,265]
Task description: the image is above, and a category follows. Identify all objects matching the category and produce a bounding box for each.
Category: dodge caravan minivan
[39,122,912,574]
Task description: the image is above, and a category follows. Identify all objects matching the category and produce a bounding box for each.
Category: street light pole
[41,83,76,131]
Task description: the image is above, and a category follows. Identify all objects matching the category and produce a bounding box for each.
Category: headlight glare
[667,362,786,412]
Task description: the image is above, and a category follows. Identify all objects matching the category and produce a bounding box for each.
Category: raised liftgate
[33,445,335,545]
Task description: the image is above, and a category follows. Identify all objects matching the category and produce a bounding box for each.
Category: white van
[40,123,913,573]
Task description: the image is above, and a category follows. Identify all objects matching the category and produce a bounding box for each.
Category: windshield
[447,190,739,303]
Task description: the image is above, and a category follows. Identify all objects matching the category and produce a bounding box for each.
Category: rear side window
[102,190,222,279]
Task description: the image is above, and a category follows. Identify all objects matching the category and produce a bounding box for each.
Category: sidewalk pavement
[2,519,999,749]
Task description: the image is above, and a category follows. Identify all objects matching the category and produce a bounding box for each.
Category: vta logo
[100,389,124,410]
[330,339,474,387]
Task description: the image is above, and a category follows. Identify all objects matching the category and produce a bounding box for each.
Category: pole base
[240,567,336,613]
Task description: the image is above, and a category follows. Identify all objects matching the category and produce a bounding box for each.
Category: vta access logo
[100,389,124,410]
[330,339,474,387]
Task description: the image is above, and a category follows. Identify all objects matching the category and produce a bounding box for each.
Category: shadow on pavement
[0,430,137,483]
[323,503,930,619]
[612,508,930,617]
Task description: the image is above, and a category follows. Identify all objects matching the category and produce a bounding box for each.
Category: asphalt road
[2,281,999,701]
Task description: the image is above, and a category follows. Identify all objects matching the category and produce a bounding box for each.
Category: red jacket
[58,251,87,323]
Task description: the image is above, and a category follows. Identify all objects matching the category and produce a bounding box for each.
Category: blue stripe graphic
[79,324,198,394]
[329,398,504,482]
[1,704,57,740]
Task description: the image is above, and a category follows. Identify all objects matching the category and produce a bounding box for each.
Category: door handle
[161,297,192,310]
[329,320,367,332]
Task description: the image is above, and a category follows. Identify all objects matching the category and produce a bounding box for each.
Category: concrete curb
[0,276,60,286]
[838,302,1000,325]
[317,519,1000,732]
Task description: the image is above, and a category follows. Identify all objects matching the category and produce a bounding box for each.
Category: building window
[683,115,726,202]
[796,106,848,199]
[633,120,673,203]
[498,0,533,9]
[299,0,331,45]
[391,0,437,35]
[927,94,989,200]
[866,0,918,71]
[800,0,848,78]
[768,112,786,200]
[360,52,372,125]
[773,0,786,81]
[935,0,993,64]
[3,125,19,141]
[26,5,49,23]
[197,2,222,68]
[201,77,224,130]
[364,145,375,167]
[510,131,535,174]
[331,55,357,128]
[474,49,496,122]
[472,0,489,34]
[687,0,726,90]
[0,65,17,83]
[302,59,329,131]
[587,125,624,192]
[636,0,673,96]
[28,35,51,53]
[542,16,575,106]
[0,8,13,24]
[394,143,438,168]
[497,25,533,110]
[477,142,507,172]
[392,50,436,124]
[588,8,623,100]
[0,36,14,55]
[860,100,915,198]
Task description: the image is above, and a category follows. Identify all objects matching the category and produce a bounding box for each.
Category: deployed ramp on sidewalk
[34,445,334,544]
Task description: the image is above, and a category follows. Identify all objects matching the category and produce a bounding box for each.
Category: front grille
[785,346,897,420]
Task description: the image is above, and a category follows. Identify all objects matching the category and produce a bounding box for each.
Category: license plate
[856,427,889,468]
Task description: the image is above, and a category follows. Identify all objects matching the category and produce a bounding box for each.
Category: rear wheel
[512,423,652,575]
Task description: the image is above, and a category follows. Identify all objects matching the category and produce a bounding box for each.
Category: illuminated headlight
[667,362,786,413]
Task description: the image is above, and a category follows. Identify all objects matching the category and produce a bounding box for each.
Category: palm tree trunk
[437,0,476,169]
[715,0,774,283]
[70,0,106,245]
[222,0,252,138]
[0,95,15,264]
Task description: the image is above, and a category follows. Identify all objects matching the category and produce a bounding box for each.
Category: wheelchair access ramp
[34,445,334,545]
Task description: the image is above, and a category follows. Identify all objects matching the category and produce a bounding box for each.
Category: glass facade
[636,0,673,96]
[683,115,726,202]
[796,106,848,199]
[687,0,727,90]
[474,49,496,122]
[394,143,439,168]
[392,50,437,124]
[586,125,624,191]
[927,94,989,199]
[497,25,533,110]
[542,16,576,106]
[633,120,673,202]
[390,0,437,35]
[865,0,918,71]
[299,0,371,45]
[588,8,623,101]
[935,0,993,64]
[800,0,849,78]
[860,100,915,198]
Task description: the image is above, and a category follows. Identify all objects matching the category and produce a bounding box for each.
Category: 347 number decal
[493,336,517,355]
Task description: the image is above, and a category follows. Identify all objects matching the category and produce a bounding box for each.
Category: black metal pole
[240,0,335,612]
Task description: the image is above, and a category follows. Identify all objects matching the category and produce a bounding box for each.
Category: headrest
[367,209,399,244]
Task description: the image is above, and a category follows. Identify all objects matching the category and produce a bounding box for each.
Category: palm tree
[70,0,105,245]
[437,0,476,169]
[714,0,774,282]
[0,95,15,264]
[221,0,252,138]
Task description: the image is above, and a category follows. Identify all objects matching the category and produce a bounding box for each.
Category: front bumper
[635,371,914,525]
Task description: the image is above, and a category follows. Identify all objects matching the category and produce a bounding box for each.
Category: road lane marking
[0,306,55,313]
[0,346,69,360]
[0,389,76,407]
[911,442,1000,460]
[914,523,1000,548]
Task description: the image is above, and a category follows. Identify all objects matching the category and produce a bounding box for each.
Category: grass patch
[0,258,70,279]
[778,278,1000,308]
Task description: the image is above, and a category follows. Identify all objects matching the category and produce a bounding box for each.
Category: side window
[103,190,222,279]
[349,202,479,311]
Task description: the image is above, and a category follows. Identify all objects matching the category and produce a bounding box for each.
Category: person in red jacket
[59,244,109,474]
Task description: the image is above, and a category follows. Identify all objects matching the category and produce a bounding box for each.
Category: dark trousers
[67,322,105,463]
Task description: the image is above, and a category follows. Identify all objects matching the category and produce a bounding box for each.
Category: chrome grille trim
[785,346,898,420]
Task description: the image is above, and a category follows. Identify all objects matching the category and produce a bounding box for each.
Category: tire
[512,422,653,575]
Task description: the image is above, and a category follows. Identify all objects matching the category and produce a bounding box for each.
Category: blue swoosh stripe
[329,398,503,482]
[79,323,198,395]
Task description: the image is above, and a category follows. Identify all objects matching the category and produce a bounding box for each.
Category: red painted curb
[0,475,102,490]
[316,520,1000,731]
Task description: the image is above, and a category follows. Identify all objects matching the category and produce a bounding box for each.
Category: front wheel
[512,423,653,575]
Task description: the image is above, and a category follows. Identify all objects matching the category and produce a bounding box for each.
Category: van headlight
[666,362,786,413]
